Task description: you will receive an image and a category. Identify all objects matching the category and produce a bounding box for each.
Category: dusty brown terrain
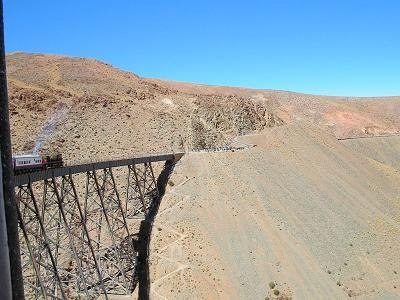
[150,124,400,299]
[6,52,400,299]
[7,52,283,161]
[6,52,400,162]
[343,136,400,171]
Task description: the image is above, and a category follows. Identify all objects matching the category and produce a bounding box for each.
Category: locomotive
[12,153,64,175]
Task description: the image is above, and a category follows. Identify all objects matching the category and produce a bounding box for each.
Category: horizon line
[6,50,400,99]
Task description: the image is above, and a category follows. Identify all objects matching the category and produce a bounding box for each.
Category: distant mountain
[6,52,400,162]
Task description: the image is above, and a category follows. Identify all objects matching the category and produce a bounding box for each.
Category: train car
[12,154,45,175]
[12,153,64,175]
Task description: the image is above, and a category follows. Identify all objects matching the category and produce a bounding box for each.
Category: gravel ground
[342,136,400,171]
[6,53,400,299]
[148,124,400,299]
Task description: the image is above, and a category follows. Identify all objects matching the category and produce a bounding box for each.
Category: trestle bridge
[14,152,184,299]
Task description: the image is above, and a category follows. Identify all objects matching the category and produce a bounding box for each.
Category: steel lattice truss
[15,162,161,299]
[125,163,159,218]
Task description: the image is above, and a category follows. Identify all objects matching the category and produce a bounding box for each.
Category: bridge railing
[14,152,184,186]
[63,151,183,167]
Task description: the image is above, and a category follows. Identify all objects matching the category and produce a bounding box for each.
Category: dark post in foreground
[0,1,25,299]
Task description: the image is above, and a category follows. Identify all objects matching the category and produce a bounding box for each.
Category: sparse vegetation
[168,180,175,186]
[273,289,280,296]
[269,281,276,289]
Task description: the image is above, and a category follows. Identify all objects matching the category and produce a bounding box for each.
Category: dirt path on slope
[148,124,400,299]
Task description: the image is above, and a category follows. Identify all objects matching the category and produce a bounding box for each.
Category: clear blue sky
[3,0,400,96]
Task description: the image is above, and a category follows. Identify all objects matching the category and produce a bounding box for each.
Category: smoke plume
[33,105,68,155]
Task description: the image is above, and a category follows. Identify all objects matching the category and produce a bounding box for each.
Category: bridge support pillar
[16,182,66,299]
[85,168,136,294]
[126,162,159,219]
[12,155,181,298]
[59,174,107,298]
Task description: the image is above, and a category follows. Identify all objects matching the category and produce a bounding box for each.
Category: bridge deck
[14,152,184,186]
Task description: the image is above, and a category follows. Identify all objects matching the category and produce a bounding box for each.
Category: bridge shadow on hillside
[136,159,176,300]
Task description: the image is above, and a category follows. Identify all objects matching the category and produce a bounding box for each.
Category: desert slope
[6,52,400,163]
[6,52,282,160]
[6,53,400,299]
[343,136,400,171]
[149,124,400,299]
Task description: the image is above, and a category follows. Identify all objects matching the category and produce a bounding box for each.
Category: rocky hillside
[7,53,400,300]
[150,124,400,299]
[6,52,400,162]
[7,53,282,161]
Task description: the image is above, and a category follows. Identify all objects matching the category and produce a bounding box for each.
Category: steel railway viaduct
[14,152,184,299]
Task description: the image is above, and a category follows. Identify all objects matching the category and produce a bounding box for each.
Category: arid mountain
[6,52,400,162]
[6,53,400,300]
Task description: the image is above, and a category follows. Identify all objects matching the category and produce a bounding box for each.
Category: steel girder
[15,161,162,299]
[125,163,159,219]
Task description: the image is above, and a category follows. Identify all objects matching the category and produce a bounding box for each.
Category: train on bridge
[12,153,64,175]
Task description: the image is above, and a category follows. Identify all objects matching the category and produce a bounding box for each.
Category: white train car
[12,154,44,174]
